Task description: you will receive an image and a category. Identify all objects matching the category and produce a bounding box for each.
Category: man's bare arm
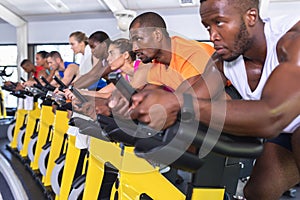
[46,68,57,83]
[197,28,300,138]
[129,55,227,130]
[50,64,79,87]
[37,69,48,84]
[73,60,111,89]
[61,64,79,86]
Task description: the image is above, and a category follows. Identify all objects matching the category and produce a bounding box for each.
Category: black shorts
[266,133,292,152]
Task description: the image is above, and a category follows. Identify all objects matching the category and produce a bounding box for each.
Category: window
[35,44,80,63]
[0,45,18,108]
[0,44,79,109]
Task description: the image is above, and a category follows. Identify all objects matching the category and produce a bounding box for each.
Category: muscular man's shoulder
[277,21,300,63]
[291,20,300,31]
[280,21,300,41]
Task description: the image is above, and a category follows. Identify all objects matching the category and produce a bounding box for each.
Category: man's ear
[246,8,259,27]
[55,57,61,64]
[153,28,163,42]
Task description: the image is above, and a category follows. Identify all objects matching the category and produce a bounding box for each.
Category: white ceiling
[0,0,202,23]
[0,0,109,17]
[0,0,299,24]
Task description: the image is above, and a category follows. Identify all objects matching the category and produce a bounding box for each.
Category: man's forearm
[46,69,57,83]
[196,98,286,138]
[73,60,109,89]
[73,71,102,89]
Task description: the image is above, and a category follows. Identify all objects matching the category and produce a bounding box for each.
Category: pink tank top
[125,60,141,82]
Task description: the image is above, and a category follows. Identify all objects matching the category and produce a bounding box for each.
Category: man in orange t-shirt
[128,12,214,92]
[107,11,214,189]
[147,36,214,91]
[109,11,214,128]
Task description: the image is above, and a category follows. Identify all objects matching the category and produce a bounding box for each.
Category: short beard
[225,20,252,62]
[141,56,153,64]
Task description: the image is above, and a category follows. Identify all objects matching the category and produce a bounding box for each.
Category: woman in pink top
[65,38,150,118]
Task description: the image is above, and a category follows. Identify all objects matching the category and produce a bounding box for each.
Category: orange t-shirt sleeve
[175,45,214,80]
[198,42,215,56]
[147,39,215,88]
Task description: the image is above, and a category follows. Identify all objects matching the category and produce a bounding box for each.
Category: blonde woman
[69,31,94,77]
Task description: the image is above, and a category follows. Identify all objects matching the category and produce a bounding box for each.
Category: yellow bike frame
[30,101,54,171]
[19,101,41,157]
[42,108,69,187]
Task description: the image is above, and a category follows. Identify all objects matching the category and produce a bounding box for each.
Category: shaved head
[200,0,259,14]
[129,12,169,37]
[130,12,166,29]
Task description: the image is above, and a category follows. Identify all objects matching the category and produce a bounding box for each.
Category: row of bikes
[2,65,264,200]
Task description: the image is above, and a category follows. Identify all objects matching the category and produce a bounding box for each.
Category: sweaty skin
[129,2,300,200]
[130,1,300,139]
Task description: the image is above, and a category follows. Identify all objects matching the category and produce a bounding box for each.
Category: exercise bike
[72,72,263,200]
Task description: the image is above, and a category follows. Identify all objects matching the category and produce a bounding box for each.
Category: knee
[243,180,282,200]
[243,183,269,200]
[243,182,256,200]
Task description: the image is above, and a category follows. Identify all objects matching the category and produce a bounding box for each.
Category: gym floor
[0,138,47,200]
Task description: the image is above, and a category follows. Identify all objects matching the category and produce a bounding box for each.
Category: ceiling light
[45,0,70,13]
[114,10,136,31]
[179,0,196,7]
